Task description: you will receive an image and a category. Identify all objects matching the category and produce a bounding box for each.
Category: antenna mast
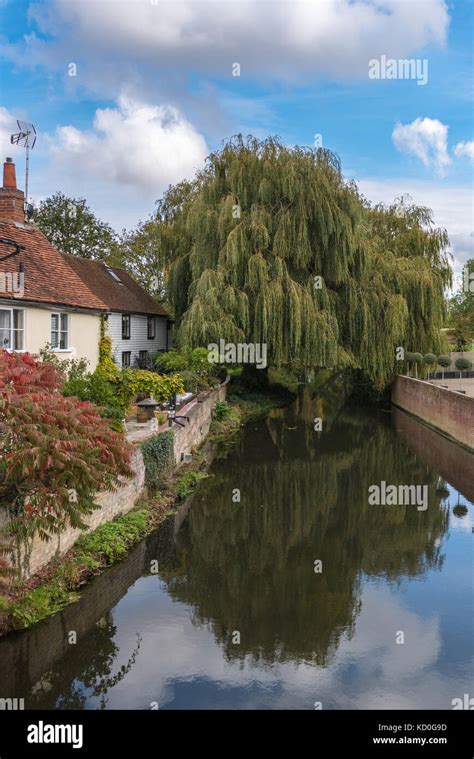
[10,120,37,216]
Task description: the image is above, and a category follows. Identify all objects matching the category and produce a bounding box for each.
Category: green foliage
[75,509,149,563]
[448,260,474,328]
[94,323,184,413]
[121,368,184,405]
[33,191,117,260]
[0,595,10,612]
[0,350,133,575]
[437,355,451,368]
[455,357,472,372]
[154,349,187,373]
[175,470,208,500]
[452,322,472,351]
[154,346,220,393]
[423,353,437,366]
[12,584,80,628]
[142,431,175,492]
[153,136,451,390]
[110,220,168,301]
[9,506,150,628]
[213,400,232,421]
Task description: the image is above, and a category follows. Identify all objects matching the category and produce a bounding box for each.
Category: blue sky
[0,0,472,275]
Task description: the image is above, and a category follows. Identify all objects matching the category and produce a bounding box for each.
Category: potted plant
[454,356,472,393]
[423,353,437,381]
[437,355,451,382]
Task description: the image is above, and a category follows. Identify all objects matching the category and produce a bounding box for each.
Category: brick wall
[392,375,474,451]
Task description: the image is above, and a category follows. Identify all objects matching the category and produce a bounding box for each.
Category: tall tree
[154,136,451,390]
[112,221,167,302]
[33,192,118,260]
[447,258,474,349]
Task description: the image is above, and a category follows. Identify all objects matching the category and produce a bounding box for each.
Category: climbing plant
[142,431,175,492]
[149,136,451,390]
[95,317,184,410]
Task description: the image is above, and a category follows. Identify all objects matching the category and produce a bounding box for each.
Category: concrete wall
[392,375,474,451]
[2,380,227,579]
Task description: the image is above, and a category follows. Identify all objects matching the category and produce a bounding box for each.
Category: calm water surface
[1,390,472,710]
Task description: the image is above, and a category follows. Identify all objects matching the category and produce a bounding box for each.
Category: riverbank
[0,381,295,637]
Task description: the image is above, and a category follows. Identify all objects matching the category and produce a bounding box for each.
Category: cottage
[0,157,171,369]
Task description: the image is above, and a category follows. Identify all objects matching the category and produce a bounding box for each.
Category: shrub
[213,400,231,421]
[154,347,221,392]
[0,350,133,559]
[437,354,451,380]
[142,431,175,492]
[175,470,208,500]
[154,349,187,374]
[410,352,423,378]
[455,356,472,373]
[423,353,437,380]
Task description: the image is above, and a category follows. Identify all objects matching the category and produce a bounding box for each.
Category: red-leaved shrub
[0,350,133,550]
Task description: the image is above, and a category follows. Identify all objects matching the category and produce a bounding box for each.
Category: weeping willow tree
[152,136,451,390]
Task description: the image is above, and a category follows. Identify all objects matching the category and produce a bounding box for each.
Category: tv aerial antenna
[10,120,37,214]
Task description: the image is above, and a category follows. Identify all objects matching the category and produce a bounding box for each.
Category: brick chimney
[0,158,25,224]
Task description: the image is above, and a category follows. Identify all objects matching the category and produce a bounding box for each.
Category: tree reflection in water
[159,388,449,666]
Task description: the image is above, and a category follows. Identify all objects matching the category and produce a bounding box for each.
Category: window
[104,264,123,284]
[122,351,131,368]
[51,313,68,350]
[122,314,131,340]
[0,308,24,350]
[139,350,148,363]
[147,315,155,340]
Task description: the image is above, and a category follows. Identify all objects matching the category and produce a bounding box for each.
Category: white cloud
[453,140,474,162]
[49,96,208,193]
[19,0,449,96]
[392,117,451,176]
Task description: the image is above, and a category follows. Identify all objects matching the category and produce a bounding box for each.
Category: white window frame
[51,312,69,351]
[0,307,25,351]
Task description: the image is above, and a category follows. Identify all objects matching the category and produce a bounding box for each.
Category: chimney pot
[3,158,17,190]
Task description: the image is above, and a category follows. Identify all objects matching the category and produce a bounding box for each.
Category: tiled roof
[62,254,170,316]
[0,220,169,317]
[0,220,106,310]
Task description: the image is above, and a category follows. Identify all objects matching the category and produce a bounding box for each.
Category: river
[0,388,472,710]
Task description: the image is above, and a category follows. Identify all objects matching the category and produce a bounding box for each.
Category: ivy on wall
[142,431,175,493]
